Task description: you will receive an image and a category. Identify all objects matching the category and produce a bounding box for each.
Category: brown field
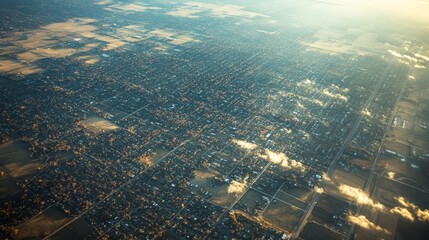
[13,206,72,240]
[276,191,307,210]
[348,158,371,169]
[0,16,201,76]
[50,217,94,240]
[331,168,366,189]
[32,47,76,58]
[300,222,343,240]
[262,200,304,232]
[75,55,99,65]
[280,186,314,203]
[16,51,45,62]
[207,184,238,207]
[189,170,240,207]
[237,188,266,210]
[0,173,22,202]
[1,45,21,55]
[0,142,42,180]
[394,217,429,240]
[0,59,42,75]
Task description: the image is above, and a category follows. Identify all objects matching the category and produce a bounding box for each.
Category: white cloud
[348,215,390,234]
[338,184,385,210]
[415,53,429,61]
[260,149,306,172]
[390,207,415,221]
[227,180,247,194]
[232,139,258,150]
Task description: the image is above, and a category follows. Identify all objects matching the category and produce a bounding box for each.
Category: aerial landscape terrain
[0,0,429,239]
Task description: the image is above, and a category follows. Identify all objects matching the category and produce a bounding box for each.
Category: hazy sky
[322,0,429,24]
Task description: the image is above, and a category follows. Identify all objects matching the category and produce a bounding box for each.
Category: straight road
[292,62,393,240]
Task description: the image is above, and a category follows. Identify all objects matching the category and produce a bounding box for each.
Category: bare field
[0,59,42,75]
[50,217,95,240]
[300,222,343,240]
[0,17,200,75]
[384,140,411,157]
[189,170,238,207]
[280,186,314,203]
[16,51,45,62]
[348,158,371,170]
[0,142,41,180]
[276,191,307,210]
[262,200,303,232]
[237,188,266,211]
[331,168,366,189]
[0,173,22,202]
[13,206,72,240]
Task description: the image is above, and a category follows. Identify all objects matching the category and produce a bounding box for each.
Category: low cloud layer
[388,49,427,69]
[231,139,306,172]
[261,149,306,172]
[231,139,258,150]
[227,180,247,194]
[348,215,390,234]
[297,79,348,102]
[392,197,429,221]
[338,184,385,210]
[390,206,415,221]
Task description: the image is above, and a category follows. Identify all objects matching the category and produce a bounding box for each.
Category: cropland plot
[189,170,238,207]
[331,168,366,189]
[347,158,372,171]
[310,193,355,232]
[13,206,72,240]
[317,193,356,216]
[262,199,303,232]
[374,187,400,207]
[300,222,344,240]
[280,186,314,203]
[394,217,429,240]
[310,206,352,234]
[235,188,269,216]
[0,173,22,202]
[276,190,307,210]
[376,176,429,207]
[377,156,429,191]
[384,141,411,158]
[50,217,95,240]
[414,115,429,138]
[397,99,417,115]
[0,142,41,180]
